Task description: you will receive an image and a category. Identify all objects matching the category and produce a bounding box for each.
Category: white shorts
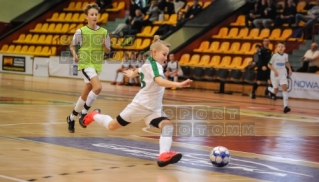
[271,75,288,88]
[118,103,168,127]
[81,67,99,83]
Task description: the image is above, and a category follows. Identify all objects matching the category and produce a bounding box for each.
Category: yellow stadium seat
[143,14,149,20]
[20,45,28,54]
[47,13,59,21]
[255,28,270,40]
[238,42,251,54]
[239,57,253,69]
[136,26,151,37]
[197,55,211,66]
[203,1,211,8]
[99,13,109,24]
[277,1,285,13]
[74,14,86,23]
[54,23,63,33]
[40,46,50,56]
[136,39,151,50]
[147,26,159,37]
[6,45,15,54]
[236,28,249,38]
[228,57,242,68]
[269,28,282,40]
[212,27,228,38]
[106,2,125,12]
[13,45,21,54]
[217,42,230,53]
[204,41,220,52]
[51,35,60,45]
[44,35,53,44]
[23,34,32,43]
[81,2,88,9]
[46,23,55,33]
[194,41,210,52]
[34,46,43,55]
[296,1,307,12]
[207,55,221,67]
[246,43,260,55]
[0,44,9,53]
[64,2,75,11]
[64,13,73,22]
[186,54,200,66]
[61,24,70,33]
[153,14,169,25]
[216,56,231,68]
[278,29,292,40]
[164,14,177,25]
[38,35,46,44]
[68,24,77,33]
[37,23,48,32]
[179,54,190,65]
[50,47,57,56]
[231,15,245,26]
[224,28,238,38]
[13,34,26,43]
[72,13,79,22]
[226,42,240,53]
[112,37,124,49]
[244,28,260,39]
[109,51,123,61]
[27,46,35,54]
[57,13,66,21]
[29,34,39,44]
[30,23,42,32]
[74,2,82,10]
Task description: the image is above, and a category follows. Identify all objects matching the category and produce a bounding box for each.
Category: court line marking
[0,174,28,182]
[139,128,319,165]
[0,122,65,127]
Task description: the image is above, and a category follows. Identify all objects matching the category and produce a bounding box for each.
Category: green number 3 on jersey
[139,72,146,88]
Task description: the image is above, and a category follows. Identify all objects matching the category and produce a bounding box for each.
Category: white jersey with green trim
[269,52,288,76]
[130,57,165,112]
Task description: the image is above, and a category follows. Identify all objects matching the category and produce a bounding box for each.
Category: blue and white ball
[210,146,231,167]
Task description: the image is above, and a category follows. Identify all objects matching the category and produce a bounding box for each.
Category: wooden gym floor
[0,73,319,182]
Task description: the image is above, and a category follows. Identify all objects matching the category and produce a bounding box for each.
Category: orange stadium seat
[228,57,242,68]
[30,23,42,32]
[197,55,211,66]
[244,28,260,39]
[64,2,75,11]
[296,1,307,13]
[194,41,209,52]
[256,28,270,40]
[236,28,249,38]
[106,2,125,12]
[216,42,230,53]
[20,45,29,54]
[225,42,240,53]
[216,56,231,68]
[13,45,21,54]
[179,54,190,65]
[224,28,238,38]
[212,27,228,38]
[239,57,253,69]
[231,15,245,26]
[204,41,220,52]
[47,13,59,21]
[13,34,26,43]
[238,42,251,54]
[203,1,211,8]
[0,44,9,53]
[269,28,282,40]
[186,54,200,66]
[207,55,221,67]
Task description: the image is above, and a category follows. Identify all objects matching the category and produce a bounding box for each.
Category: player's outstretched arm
[123,69,139,78]
[155,77,192,88]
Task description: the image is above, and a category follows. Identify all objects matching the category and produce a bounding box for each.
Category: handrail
[284,13,319,53]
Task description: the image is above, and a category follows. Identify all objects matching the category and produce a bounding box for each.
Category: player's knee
[93,85,102,94]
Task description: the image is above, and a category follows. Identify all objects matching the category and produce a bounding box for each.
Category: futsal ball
[210,146,231,167]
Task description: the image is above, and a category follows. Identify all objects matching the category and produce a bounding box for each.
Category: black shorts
[256,67,270,81]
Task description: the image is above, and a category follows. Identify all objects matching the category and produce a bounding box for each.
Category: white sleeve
[285,54,288,63]
[72,29,82,46]
[268,54,275,65]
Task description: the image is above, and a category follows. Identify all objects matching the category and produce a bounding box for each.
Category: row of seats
[64,1,125,12]
[13,34,72,45]
[179,54,253,69]
[47,12,108,24]
[30,23,84,34]
[194,41,273,55]
[111,38,151,50]
[0,44,56,56]
[136,26,159,37]
[212,28,299,41]
[180,1,212,12]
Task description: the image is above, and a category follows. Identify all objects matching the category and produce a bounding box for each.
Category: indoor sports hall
[0,0,319,182]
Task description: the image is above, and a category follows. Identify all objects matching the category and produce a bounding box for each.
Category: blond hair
[83,3,100,15]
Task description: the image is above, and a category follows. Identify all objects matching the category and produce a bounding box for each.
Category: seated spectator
[143,0,160,25]
[111,52,131,85]
[158,0,175,15]
[123,9,144,36]
[245,0,265,27]
[295,0,319,28]
[274,0,296,27]
[164,54,183,90]
[297,42,319,73]
[253,0,277,28]
[126,52,139,86]
[129,0,140,18]
[185,0,202,19]
[173,0,186,13]
[154,11,187,36]
[96,0,112,9]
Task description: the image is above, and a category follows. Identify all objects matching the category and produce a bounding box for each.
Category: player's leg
[268,76,279,94]
[79,68,102,128]
[66,78,92,133]
[111,68,122,85]
[146,115,182,167]
[280,78,291,113]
